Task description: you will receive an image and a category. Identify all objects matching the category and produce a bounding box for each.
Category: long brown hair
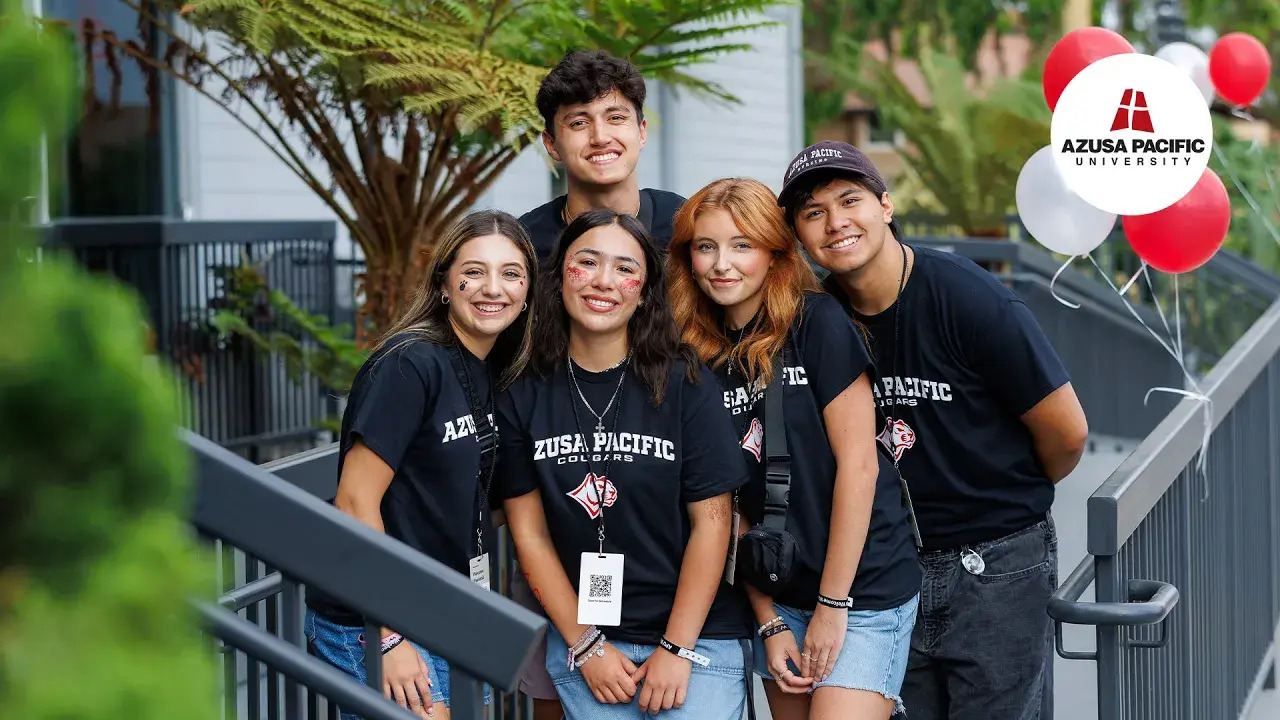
[532,209,698,405]
[667,178,819,385]
[372,210,537,390]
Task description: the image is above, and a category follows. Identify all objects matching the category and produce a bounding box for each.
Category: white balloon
[1155,42,1215,105]
[1016,146,1116,256]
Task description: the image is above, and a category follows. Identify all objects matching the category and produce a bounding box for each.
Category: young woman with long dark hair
[304,210,537,720]
[668,178,922,720]
[496,209,753,719]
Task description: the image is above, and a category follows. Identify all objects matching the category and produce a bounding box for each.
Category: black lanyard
[449,342,498,558]
[565,358,629,553]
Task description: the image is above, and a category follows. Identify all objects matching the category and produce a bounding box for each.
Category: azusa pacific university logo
[566,472,617,519]
[1110,89,1154,133]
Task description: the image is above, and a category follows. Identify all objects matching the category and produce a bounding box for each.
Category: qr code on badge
[588,574,612,598]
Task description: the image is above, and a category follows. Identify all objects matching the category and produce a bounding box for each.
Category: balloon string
[1119,261,1148,296]
[1087,255,1212,494]
[1049,255,1081,309]
[1174,274,1184,364]
[1141,264,1177,360]
[1213,144,1280,247]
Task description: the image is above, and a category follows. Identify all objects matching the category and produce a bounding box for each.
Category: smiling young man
[778,141,1088,720]
[520,50,684,262]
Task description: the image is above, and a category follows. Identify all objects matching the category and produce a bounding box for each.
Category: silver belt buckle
[960,548,986,575]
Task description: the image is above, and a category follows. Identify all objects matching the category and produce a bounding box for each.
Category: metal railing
[44,219,339,461]
[1049,297,1280,719]
[190,432,545,720]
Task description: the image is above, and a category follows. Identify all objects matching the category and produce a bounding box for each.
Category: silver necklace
[567,355,630,433]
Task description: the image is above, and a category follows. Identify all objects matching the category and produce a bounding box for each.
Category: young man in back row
[520,50,685,261]
[777,141,1089,720]
[512,49,685,719]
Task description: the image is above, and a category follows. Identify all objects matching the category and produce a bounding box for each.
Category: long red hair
[667,178,819,385]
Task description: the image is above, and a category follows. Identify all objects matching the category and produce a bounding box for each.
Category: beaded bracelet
[573,634,607,669]
[756,616,785,637]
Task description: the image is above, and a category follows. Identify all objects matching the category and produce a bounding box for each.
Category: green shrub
[0,2,216,717]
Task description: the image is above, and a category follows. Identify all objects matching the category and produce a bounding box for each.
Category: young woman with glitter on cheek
[303,211,538,720]
[495,210,754,719]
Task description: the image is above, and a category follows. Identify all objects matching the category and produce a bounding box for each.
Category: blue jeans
[901,517,1058,719]
[545,627,748,719]
[755,595,918,714]
[304,610,490,718]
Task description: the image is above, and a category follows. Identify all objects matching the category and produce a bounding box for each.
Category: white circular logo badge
[1051,53,1212,216]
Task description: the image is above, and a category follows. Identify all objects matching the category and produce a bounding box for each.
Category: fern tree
[83,0,780,340]
[841,46,1050,236]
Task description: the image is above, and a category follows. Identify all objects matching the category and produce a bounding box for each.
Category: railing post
[1095,554,1124,720]
[450,670,485,720]
[281,579,306,720]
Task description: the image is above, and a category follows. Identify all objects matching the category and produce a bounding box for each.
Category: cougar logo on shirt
[741,417,764,461]
[877,417,916,461]
[533,432,676,465]
[442,413,494,443]
[872,375,952,408]
[566,472,618,519]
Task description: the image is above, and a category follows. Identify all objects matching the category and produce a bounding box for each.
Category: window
[43,1,176,217]
[867,110,900,147]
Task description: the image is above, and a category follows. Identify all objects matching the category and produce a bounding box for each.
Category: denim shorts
[544,626,748,719]
[754,594,919,714]
[304,610,490,717]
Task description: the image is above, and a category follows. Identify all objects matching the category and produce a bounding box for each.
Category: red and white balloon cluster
[1017,28,1271,274]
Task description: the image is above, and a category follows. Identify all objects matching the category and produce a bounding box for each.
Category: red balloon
[1043,28,1135,110]
[1123,169,1231,274]
[1208,33,1272,107]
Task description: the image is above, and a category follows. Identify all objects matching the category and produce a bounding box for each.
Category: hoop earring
[441,293,450,305]
[521,301,528,312]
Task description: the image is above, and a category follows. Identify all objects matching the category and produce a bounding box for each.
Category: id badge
[577,552,624,626]
[724,511,741,585]
[469,553,491,590]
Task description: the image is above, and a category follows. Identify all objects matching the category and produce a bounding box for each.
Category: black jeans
[900,517,1057,720]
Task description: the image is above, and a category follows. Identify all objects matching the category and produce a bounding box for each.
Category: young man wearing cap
[520,50,684,261]
[778,141,1088,719]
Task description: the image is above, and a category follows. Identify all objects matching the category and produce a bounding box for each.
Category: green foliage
[0,2,216,716]
[803,1,1064,140]
[1210,121,1280,275]
[105,0,782,336]
[210,264,367,408]
[849,47,1051,235]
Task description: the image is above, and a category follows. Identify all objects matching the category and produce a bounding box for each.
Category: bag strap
[762,345,791,531]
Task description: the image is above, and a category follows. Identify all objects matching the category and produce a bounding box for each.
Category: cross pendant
[595,421,606,434]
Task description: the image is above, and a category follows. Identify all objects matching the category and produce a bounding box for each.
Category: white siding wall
[178,6,802,243]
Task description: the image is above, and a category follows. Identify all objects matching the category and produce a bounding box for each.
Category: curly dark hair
[536,50,646,138]
[532,209,698,405]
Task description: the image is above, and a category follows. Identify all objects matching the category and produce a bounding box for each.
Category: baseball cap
[778,140,888,209]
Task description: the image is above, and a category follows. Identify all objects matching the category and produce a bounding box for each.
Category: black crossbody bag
[736,352,799,596]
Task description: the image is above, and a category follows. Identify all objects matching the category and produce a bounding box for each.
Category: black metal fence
[191,432,544,720]
[1050,297,1280,719]
[43,219,338,461]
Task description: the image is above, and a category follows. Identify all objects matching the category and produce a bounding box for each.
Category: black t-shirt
[714,293,921,611]
[824,246,1071,549]
[518,188,685,263]
[495,358,753,644]
[307,334,496,622]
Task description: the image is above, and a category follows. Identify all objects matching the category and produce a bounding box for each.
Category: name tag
[577,552,624,626]
[469,553,491,590]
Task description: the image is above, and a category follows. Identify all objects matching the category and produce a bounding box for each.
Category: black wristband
[816,593,853,609]
[658,637,711,667]
[760,623,790,640]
